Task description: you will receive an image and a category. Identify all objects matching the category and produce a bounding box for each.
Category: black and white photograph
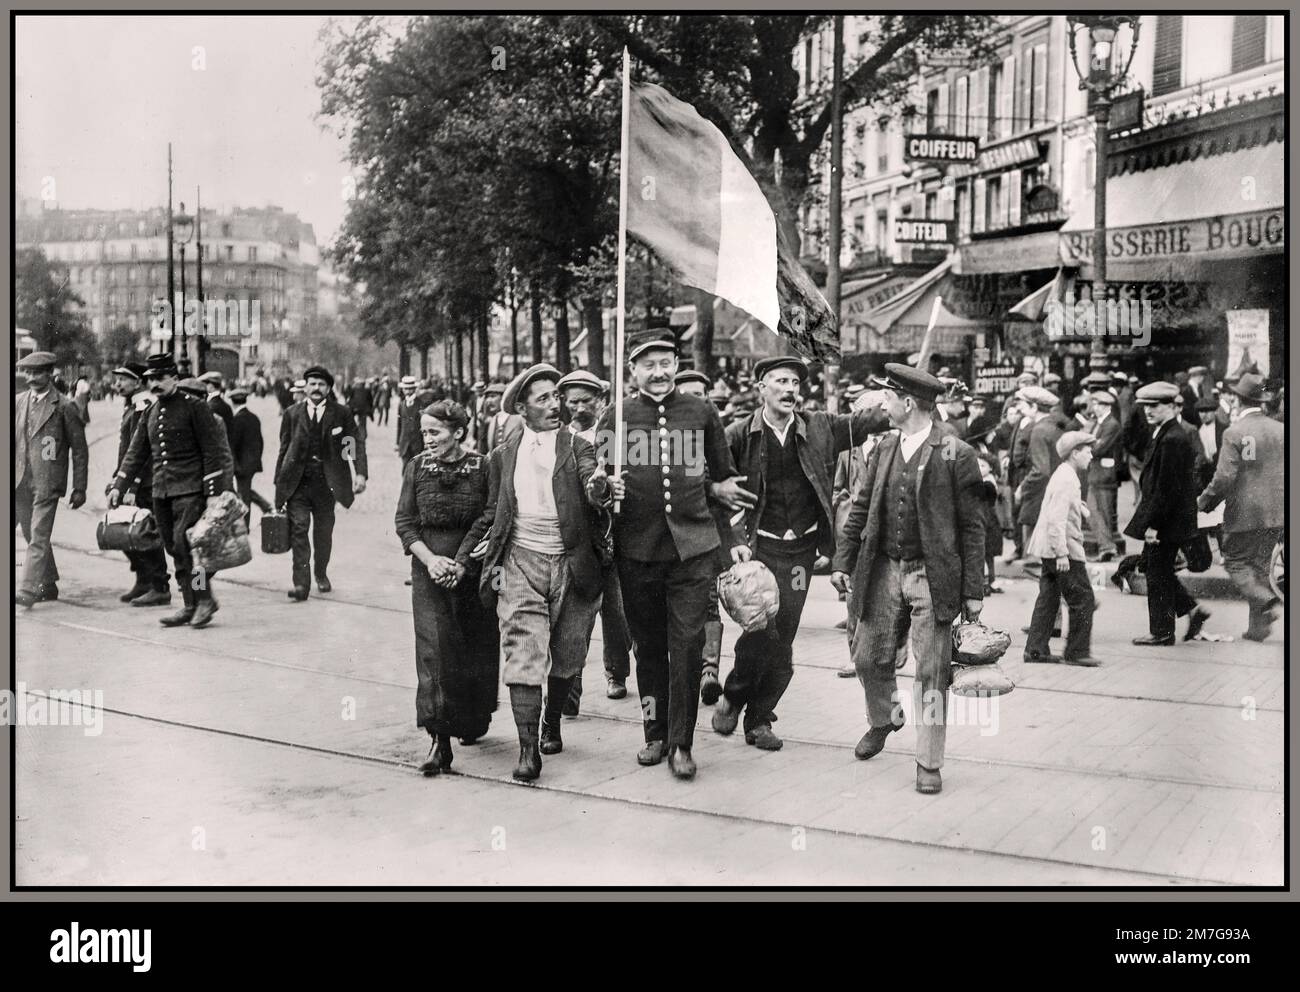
[10,9,1287,893]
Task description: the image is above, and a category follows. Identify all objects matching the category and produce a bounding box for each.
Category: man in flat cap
[556,369,630,708]
[107,361,171,606]
[1198,374,1284,641]
[1181,365,1212,426]
[1016,385,1071,561]
[1085,383,1124,561]
[1125,381,1211,645]
[110,353,234,628]
[831,363,985,795]
[471,363,604,781]
[274,365,368,600]
[200,371,234,438]
[592,331,750,780]
[710,355,888,751]
[14,352,89,608]
[474,381,516,454]
[229,387,272,528]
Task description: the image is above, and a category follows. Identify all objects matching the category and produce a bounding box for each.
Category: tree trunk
[399,343,409,376]
[452,329,464,387]
[582,296,605,379]
[510,299,520,378]
[530,282,544,363]
[477,308,490,382]
[692,288,716,375]
[554,296,571,372]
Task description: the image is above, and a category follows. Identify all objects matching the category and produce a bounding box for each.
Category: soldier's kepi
[110,352,236,629]
[832,362,987,796]
[590,330,751,781]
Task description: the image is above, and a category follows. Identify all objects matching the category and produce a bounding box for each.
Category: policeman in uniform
[110,353,235,629]
[109,361,171,606]
[14,351,89,608]
[591,331,749,780]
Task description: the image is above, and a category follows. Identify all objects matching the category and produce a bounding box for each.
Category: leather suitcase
[96,506,162,553]
[260,511,291,555]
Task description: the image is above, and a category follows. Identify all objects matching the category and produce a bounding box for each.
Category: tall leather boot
[699,620,724,705]
[541,676,572,755]
[509,684,543,781]
[160,574,196,627]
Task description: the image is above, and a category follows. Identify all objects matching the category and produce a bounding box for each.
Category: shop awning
[851,258,986,355]
[1060,142,1283,280]
[954,230,1063,275]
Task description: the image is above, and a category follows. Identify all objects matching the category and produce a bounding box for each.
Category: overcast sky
[16,14,364,244]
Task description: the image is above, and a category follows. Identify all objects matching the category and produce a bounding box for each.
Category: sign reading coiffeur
[893,219,955,244]
[904,134,979,163]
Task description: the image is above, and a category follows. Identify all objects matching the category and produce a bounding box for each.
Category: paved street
[13,397,1284,886]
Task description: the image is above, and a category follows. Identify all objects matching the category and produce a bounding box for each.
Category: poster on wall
[1226,308,1269,377]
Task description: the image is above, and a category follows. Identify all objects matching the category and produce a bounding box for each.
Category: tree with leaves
[15,248,96,366]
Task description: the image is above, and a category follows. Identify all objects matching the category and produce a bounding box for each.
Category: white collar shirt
[899,421,933,464]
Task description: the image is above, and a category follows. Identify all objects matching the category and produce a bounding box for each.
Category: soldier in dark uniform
[110,353,235,629]
[591,331,750,781]
[108,361,171,606]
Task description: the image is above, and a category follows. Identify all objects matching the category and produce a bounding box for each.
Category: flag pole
[612,46,631,513]
[915,295,943,372]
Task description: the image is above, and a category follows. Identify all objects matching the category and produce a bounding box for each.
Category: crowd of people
[13,340,1285,796]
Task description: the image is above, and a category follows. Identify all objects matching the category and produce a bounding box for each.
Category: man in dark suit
[1198,374,1284,641]
[274,365,368,600]
[395,375,424,465]
[831,364,985,796]
[110,353,235,629]
[1085,382,1124,560]
[1125,381,1210,645]
[469,364,604,782]
[229,388,273,525]
[1193,396,1226,488]
[346,377,374,442]
[710,356,884,751]
[14,352,89,608]
[108,361,171,606]
[474,382,513,453]
[1180,365,1212,426]
[1016,386,1070,556]
[199,371,235,438]
[593,332,750,780]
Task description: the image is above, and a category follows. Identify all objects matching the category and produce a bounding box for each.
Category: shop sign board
[904,134,979,163]
[1227,308,1269,377]
[974,362,1020,401]
[1060,208,1284,265]
[894,219,955,244]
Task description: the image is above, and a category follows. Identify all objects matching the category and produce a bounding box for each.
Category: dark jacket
[208,394,235,437]
[833,429,986,625]
[1017,410,1071,526]
[396,395,424,462]
[230,406,265,477]
[1124,418,1200,543]
[115,389,233,499]
[1087,409,1122,490]
[113,393,155,493]
[595,388,745,562]
[347,383,374,418]
[14,388,89,498]
[727,406,887,558]
[468,427,602,608]
[274,399,368,509]
[1198,411,1284,534]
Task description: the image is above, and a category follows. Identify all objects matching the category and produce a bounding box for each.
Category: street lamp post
[1067,15,1140,372]
[173,204,195,372]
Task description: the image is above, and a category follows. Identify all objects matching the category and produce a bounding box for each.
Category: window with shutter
[1031,44,1047,126]
[987,63,1002,139]
[927,89,940,132]
[1000,55,1016,137]
[970,66,988,141]
[956,185,969,240]
[1007,169,1022,228]
[1232,15,1266,72]
[1152,15,1183,97]
[937,83,949,133]
[972,177,987,234]
[955,76,969,136]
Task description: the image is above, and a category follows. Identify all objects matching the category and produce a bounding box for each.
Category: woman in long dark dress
[394,400,500,776]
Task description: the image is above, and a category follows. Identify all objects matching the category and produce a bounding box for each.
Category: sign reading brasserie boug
[1060,208,1283,264]
[904,133,978,163]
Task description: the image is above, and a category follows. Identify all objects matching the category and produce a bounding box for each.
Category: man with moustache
[107,361,171,607]
[274,365,369,600]
[591,331,750,780]
[109,353,234,628]
[710,355,885,751]
[473,364,604,781]
[474,382,512,453]
[14,352,89,608]
[831,364,985,795]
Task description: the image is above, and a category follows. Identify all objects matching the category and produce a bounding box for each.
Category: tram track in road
[15,688,1214,887]
[20,609,1282,796]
